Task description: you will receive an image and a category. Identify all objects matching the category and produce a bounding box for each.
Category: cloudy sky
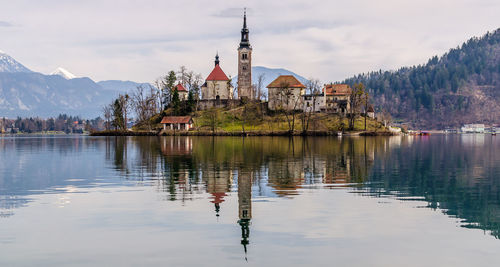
[0,0,498,83]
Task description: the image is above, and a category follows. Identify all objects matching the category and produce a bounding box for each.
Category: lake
[1,135,500,266]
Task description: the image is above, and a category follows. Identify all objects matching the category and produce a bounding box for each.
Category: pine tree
[163,71,177,109]
[112,99,125,130]
[187,90,195,113]
[171,89,180,115]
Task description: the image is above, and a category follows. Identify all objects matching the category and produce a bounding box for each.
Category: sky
[0,0,498,84]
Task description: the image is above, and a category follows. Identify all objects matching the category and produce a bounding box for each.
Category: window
[242,53,248,60]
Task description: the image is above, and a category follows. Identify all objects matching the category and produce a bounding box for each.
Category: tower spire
[215,52,220,66]
[243,8,247,29]
[239,8,250,48]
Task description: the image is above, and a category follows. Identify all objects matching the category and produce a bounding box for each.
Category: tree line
[103,66,203,131]
[342,28,500,127]
[0,114,103,133]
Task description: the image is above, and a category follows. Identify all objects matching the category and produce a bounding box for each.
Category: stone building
[267,75,306,111]
[237,9,253,100]
[322,84,351,115]
[201,54,234,100]
[303,92,324,113]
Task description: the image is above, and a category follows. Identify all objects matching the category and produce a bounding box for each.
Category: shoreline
[89,130,397,137]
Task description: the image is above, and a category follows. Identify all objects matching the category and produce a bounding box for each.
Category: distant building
[267,75,306,111]
[461,124,485,133]
[367,105,375,119]
[174,83,188,101]
[201,54,234,100]
[303,93,324,113]
[322,84,351,115]
[161,116,194,130]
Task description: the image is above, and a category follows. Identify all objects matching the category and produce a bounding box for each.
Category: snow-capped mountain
[0,50,32,73]
[50,67,77,79]
[0,51,146,118]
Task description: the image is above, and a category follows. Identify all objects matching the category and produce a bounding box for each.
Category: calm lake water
[1,135,500,266]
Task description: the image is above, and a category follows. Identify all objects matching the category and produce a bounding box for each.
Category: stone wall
[197,99,242,110]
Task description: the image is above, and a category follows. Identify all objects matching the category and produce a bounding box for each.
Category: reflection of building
[160,137,193,155]
[238,171,253,257]
[206,168,233,217]
[267,159,304,196]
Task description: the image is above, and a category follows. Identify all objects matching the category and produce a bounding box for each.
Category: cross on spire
[239,8,250,48]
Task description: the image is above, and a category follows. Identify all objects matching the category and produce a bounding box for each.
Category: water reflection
[1,135,500,244]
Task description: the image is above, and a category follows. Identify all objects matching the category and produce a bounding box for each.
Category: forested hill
[343,28,500,129]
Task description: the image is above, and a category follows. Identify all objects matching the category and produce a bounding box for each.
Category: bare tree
[255,73,266,101]
[118,94,131,130]
[131,85,159,130]
[276,81,303,134]
[154,78,167,113]
[239,102,258,133]
[379,109,392,128]
[102,103,112,130]
[206,108,219,133]
[301,78,321,134]
[177,66,188,85]
[348,83,366,130]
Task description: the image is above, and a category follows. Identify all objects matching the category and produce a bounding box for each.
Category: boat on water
[420,131,431,136]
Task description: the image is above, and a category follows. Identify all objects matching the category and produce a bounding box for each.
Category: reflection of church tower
[238,171,252,257]
[237,8,253,100]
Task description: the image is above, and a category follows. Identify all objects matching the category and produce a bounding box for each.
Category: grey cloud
[254,19,353,35]
[0,21,13,27]
[212,7,251,18]
[85,32,235,46]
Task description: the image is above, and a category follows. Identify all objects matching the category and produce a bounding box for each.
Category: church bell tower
[237,9,252,100]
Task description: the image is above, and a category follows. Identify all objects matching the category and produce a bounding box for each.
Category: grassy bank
[191,105,387,133]
[93,104,392,136]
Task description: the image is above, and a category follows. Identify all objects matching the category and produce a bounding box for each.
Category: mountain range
[0,51,151,118]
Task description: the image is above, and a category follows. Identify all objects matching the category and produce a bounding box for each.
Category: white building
[201,54,234,100]
[461,124,485,133]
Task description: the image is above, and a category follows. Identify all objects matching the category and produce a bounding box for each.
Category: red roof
[210,192,227,204]
[175,83,187,92]
[323,84,352,96]
[206,64,230,81]
[160,116,193,124]
[267,75,305,88]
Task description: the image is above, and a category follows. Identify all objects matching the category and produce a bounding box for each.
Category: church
[200,10,253,102]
